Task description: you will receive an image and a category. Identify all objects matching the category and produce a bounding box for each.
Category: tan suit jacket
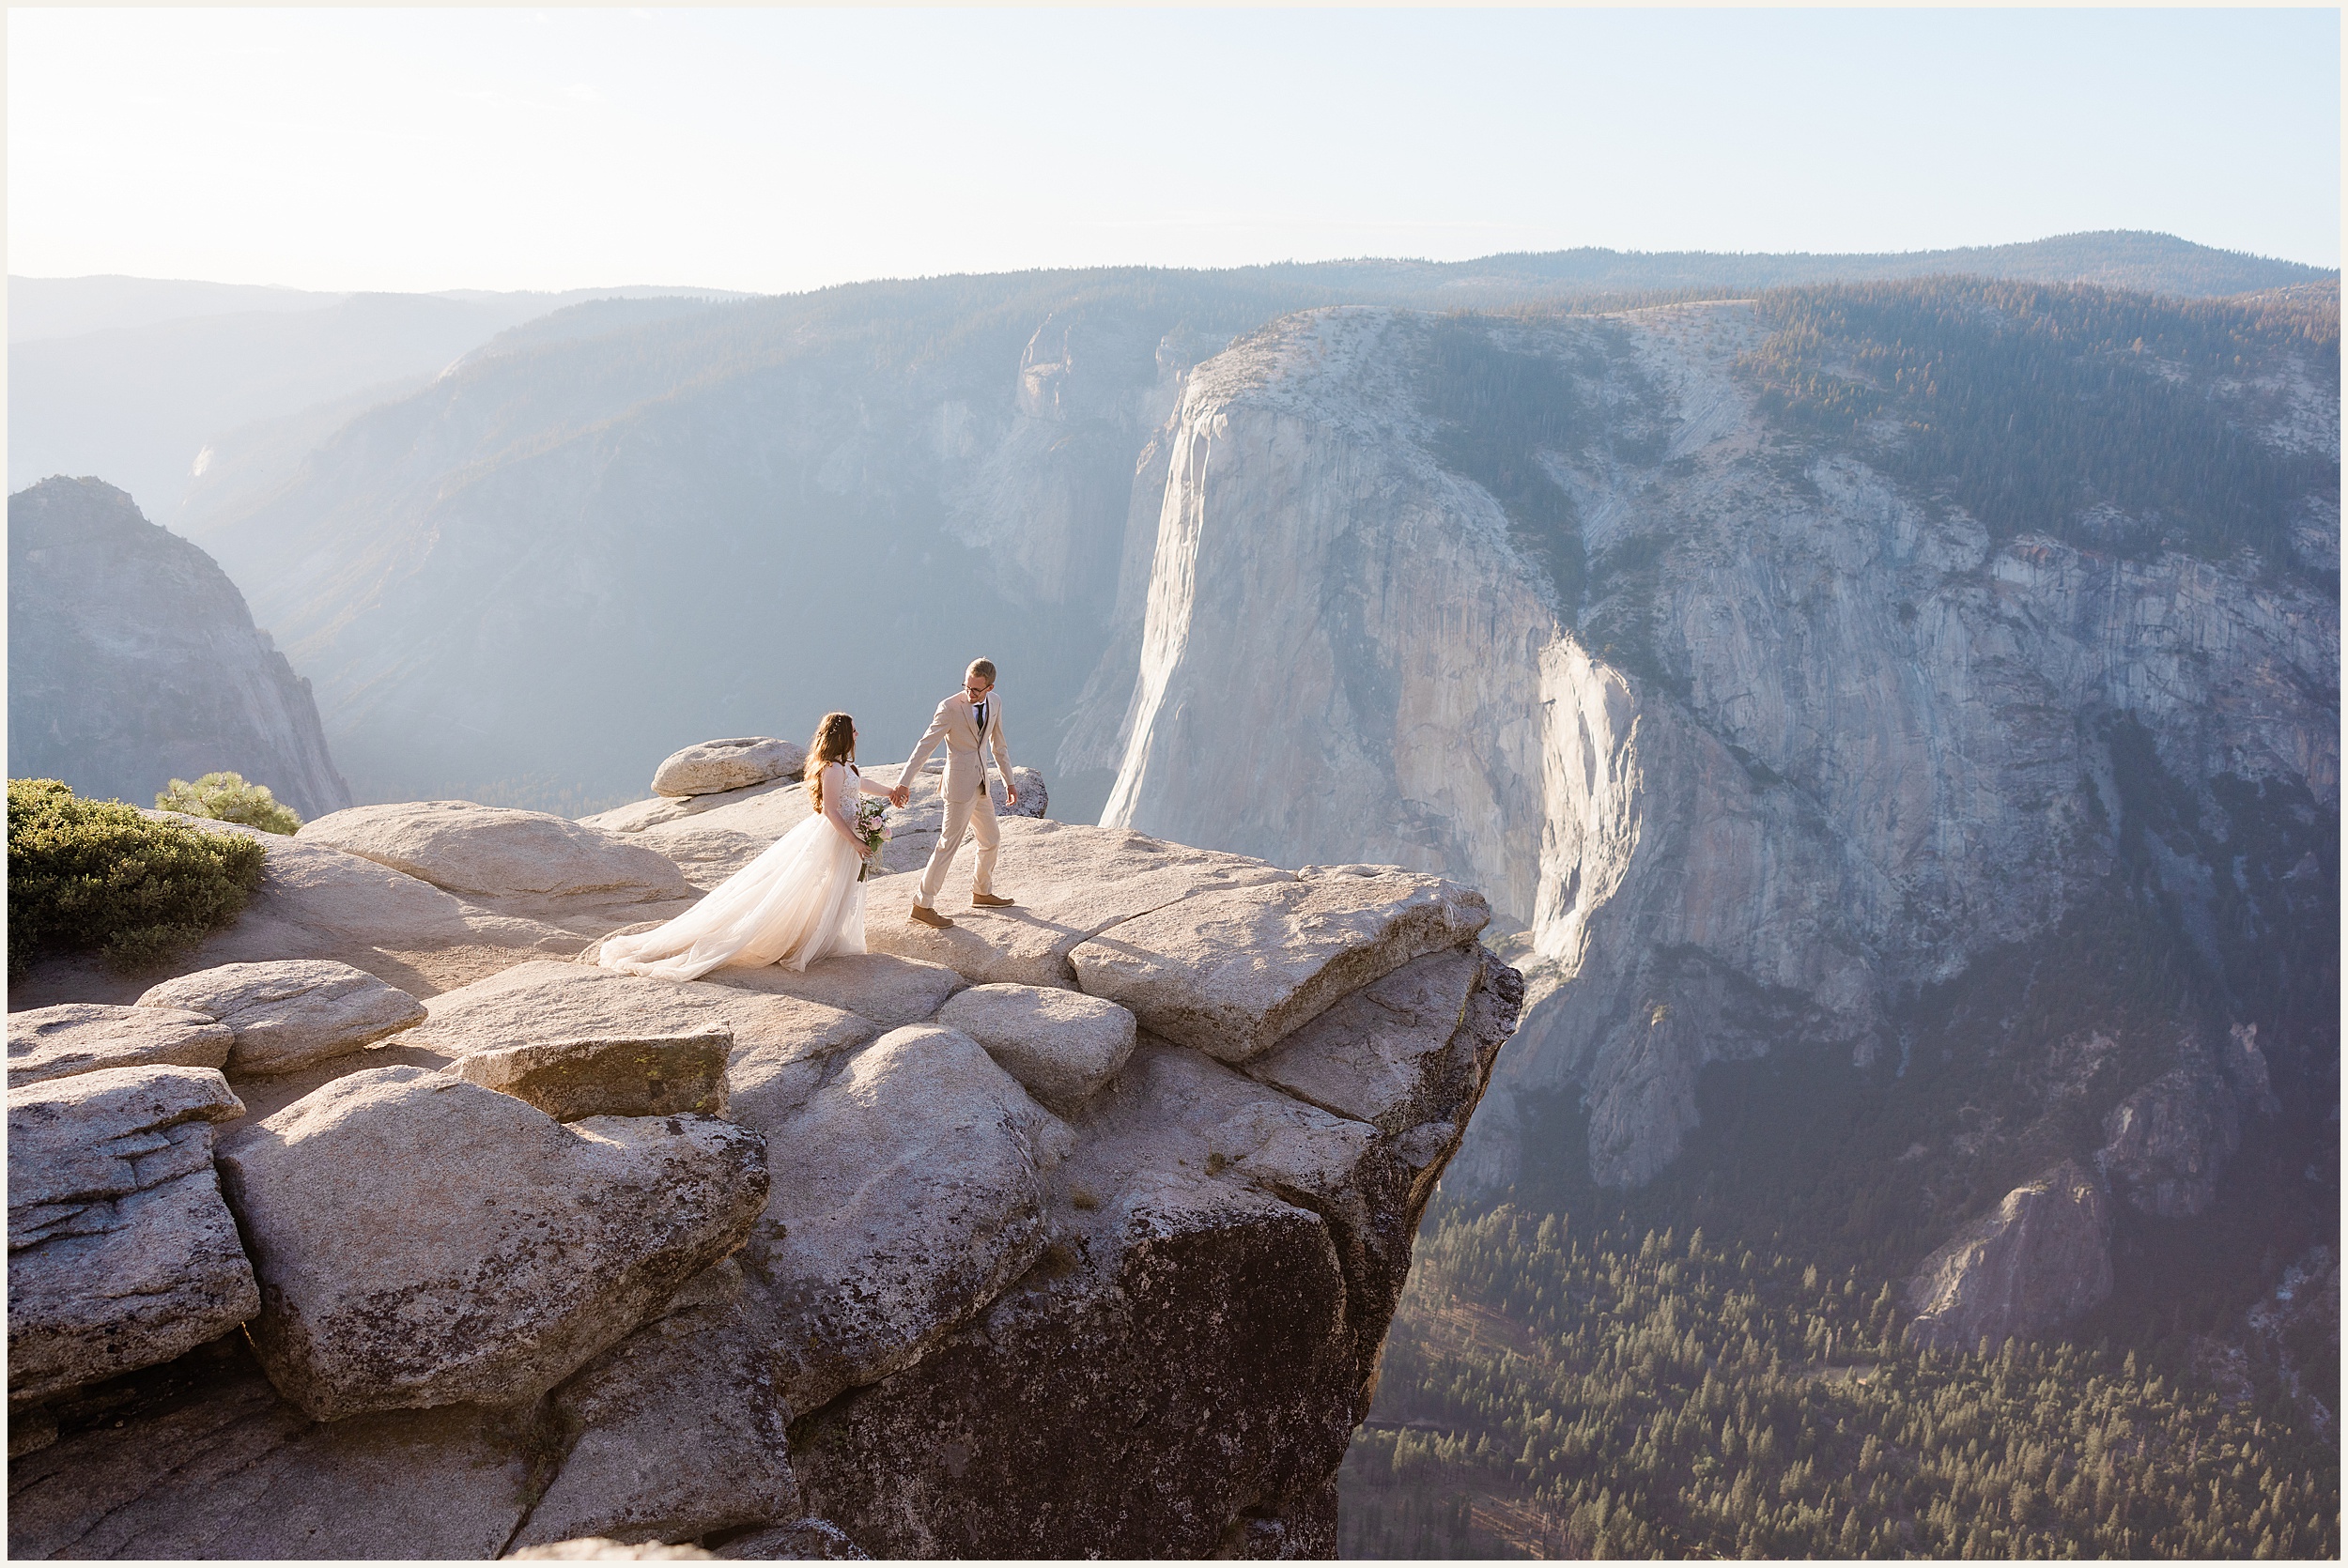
[903,692,1012,804]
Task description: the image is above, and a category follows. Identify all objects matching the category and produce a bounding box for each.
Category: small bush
[8,778,267,977]
[155,771,302,835]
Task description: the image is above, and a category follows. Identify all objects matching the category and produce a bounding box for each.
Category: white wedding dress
[597,761,889,982]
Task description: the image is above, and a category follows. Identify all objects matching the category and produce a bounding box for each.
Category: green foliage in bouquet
[8,778,267,977]
[155,770,302,835]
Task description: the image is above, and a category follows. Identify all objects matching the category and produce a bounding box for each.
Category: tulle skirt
[596,813,866,983]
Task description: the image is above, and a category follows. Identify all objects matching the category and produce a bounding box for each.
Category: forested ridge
[1738,278,2340,567]
[1339,1206,2339,1559]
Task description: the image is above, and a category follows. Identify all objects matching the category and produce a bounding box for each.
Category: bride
[597,712,904,982]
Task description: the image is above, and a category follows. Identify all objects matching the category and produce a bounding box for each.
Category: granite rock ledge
[6,783,1519,1560]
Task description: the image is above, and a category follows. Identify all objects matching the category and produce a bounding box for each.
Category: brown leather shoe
[909,905,954,930]
[971,892,1015,908]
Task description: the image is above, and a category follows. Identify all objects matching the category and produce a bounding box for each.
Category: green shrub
[155,771,302,835]
[8,778,267,977]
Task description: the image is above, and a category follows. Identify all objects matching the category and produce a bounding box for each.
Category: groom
[899,657,1018,930]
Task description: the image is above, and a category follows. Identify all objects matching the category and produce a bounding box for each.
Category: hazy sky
[8,8,2340,295]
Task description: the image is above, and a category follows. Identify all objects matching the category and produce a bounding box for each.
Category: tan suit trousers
[916,782,998,908]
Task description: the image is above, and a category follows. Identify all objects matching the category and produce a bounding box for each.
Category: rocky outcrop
[1904,1161,2114,1351]
[510,1273,797,1550]
[214,1067,768,1421]
[8,1066,256,1405]
[6,790,1517,1559]
[862,818,1288,987]
[7,1005,233,1088]
[446,1030,733,1122]
[299,801,698,927]
[2098,1059,2242,1218]
[935,984,1136,1112]
[7,476,350,818]
[1068,867,1491,1062]
[135,960,426,1077]
[748,1023,1068,1413]
[653,739,807,799]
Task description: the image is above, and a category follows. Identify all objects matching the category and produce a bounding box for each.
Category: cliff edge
[7,758,1519,1559]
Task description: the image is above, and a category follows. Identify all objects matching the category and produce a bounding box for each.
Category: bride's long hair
[805,712,856,813]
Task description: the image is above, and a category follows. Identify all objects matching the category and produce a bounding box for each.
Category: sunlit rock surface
[6,807,1518,1559]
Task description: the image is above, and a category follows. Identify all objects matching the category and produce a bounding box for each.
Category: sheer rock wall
[1078,303,2337,1202]
[8,477,350,820]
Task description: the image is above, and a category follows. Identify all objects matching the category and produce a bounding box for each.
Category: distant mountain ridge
[1392,229,2337,299]
[134,231,2333,821]
[5,274,749,345]
[6,282,751,527]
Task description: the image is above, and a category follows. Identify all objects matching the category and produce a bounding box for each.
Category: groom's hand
[890,785,910,807]
[1005,783,1019,807]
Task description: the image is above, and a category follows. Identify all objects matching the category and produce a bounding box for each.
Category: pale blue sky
[8,8,2340,294]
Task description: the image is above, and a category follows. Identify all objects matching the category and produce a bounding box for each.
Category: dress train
[597,762,875,983]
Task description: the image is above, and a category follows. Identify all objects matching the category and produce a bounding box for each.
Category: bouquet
[854,796,891,882]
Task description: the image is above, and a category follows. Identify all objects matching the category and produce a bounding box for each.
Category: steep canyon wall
[1082,300,2338,1216]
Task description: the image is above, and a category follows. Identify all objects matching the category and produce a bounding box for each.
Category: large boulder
[297,801,696,926]
[690,952,965,1029]
[513,1277,798,1549]
[215,1066,768,1420]
[7,1003,232,1088]
[864,818,1292,988]
[135,959,425,1077]
[1244,945,1488,1132]
[742,1025,1069,1411]
[653,737,808,798]
[409,959,724,1053]
[935,984,1135,1113]
[8,1066,256,1406]
[446,1030,731,1121]
[1906,1160,2114,1351]
[406,959,884,1134]
[1069,865,1491,1062]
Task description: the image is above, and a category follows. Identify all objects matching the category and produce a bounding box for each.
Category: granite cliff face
[161,238,2323,818]
[1074,297,2337,1333]
[8,477,351,819]
[7,755,1518,1559]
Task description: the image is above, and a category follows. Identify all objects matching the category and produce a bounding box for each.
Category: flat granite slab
[865,818,1292,989]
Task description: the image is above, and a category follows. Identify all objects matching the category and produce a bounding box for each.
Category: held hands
[889,784,911,808]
